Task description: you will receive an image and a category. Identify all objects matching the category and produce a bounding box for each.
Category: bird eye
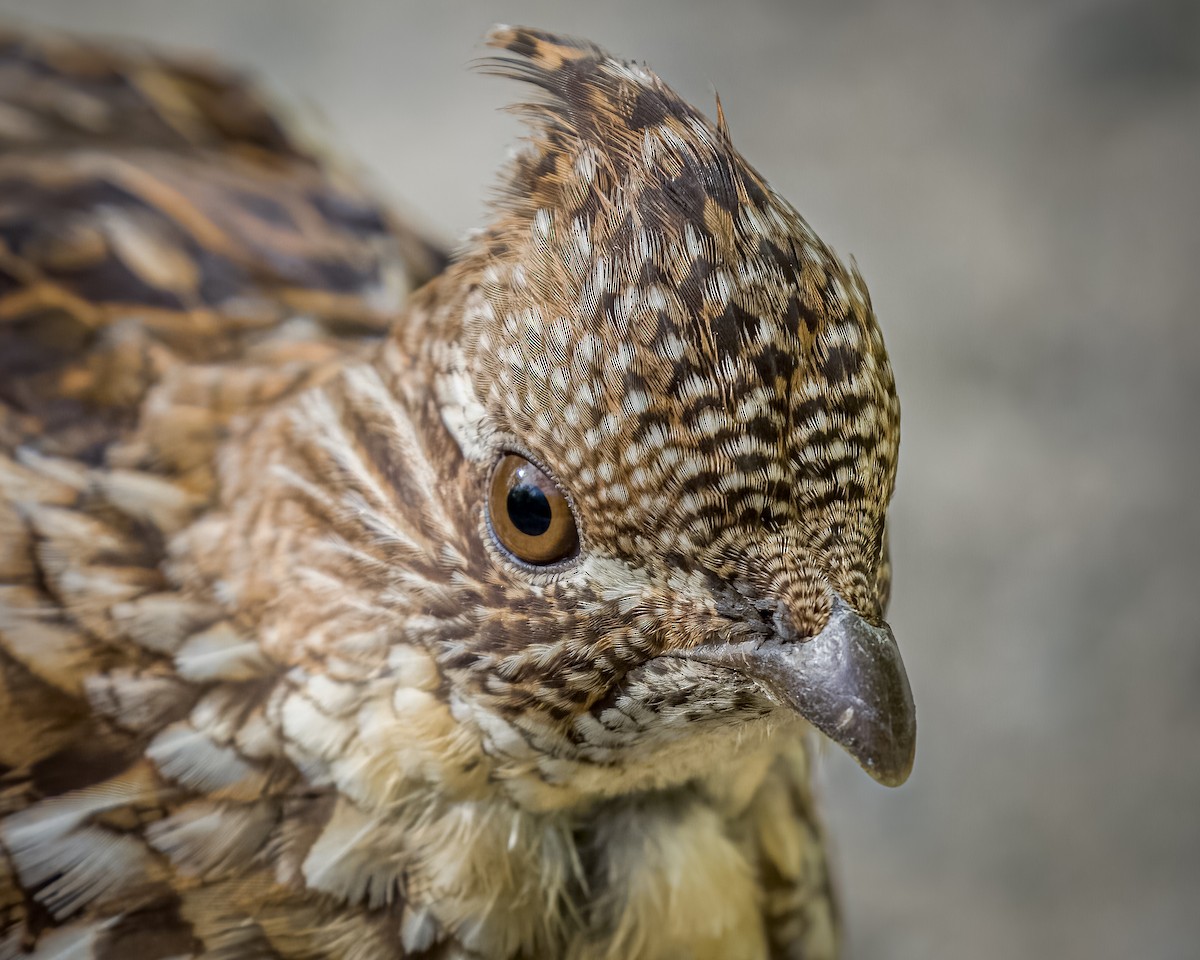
[488,454,579,566]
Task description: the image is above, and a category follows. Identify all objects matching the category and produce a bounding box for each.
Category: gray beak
[684,596,916,786]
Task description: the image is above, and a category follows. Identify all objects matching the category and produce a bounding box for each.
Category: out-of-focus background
[2,1,1196,957]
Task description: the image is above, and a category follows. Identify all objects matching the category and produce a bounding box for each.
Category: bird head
[382,27,915,804]
[280,27,914,811]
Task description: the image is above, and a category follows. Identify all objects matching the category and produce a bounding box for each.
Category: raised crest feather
[480,24,758,227]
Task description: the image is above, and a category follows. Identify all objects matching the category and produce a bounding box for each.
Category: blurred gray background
[2,1,1196,957]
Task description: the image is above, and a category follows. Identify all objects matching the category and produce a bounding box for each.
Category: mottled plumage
[0,24,914,960]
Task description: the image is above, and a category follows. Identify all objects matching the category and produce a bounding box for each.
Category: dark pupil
[507,483,552,536]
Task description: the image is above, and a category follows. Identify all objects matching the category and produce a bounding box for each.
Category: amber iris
[489,454,578,565]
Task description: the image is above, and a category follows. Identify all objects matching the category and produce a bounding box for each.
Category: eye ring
[487,453,579,566]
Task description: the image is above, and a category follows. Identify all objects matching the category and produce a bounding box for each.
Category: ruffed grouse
[0,23,915,960]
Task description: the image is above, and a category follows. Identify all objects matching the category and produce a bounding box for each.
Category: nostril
[749,597,799,642]
[712,579,819,643]
[771,602,800,642]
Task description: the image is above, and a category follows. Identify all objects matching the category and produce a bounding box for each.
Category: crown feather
[482,25,753,226]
